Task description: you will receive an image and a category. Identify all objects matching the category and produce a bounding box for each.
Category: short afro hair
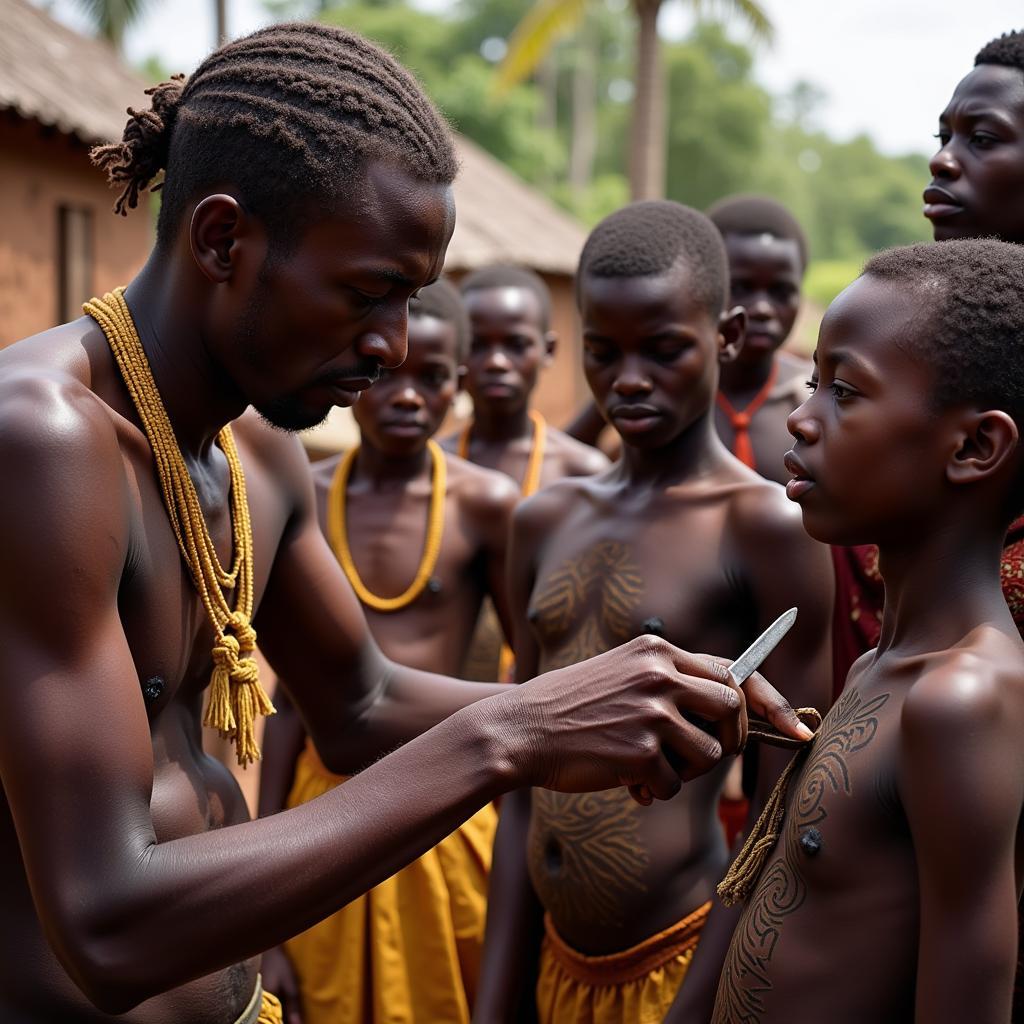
[863,240,1024,434]
[576,201,728,317]
[706,194,809,273]
[459,264,552,331]
[91,23,457,250]
[410,278,470,361]
[975,30,1024,73]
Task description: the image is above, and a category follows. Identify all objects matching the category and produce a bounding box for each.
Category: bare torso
[714,637,1024,1023]
[523,470,794,954]
[311,452,513,675]
[0,320,298,1022]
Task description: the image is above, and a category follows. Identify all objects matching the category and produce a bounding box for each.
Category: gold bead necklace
[84,288,274,766]
[327,439,447,612]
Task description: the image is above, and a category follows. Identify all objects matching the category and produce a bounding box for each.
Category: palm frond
[494,0,591,94]
[75,0,151,47]
[691,0,775,44]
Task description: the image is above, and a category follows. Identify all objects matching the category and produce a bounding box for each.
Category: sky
[42,0,1019,156]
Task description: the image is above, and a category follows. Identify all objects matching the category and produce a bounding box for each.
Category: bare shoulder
[726,473,807,551]
[544,425,610,477]
[445,451,519,519]
[901,631,1024,743]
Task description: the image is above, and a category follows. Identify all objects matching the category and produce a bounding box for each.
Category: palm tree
[497,0,772,200]
[75,0,151,51]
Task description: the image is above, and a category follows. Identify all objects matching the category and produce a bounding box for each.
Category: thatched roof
[0,0,148,144]
[1,0,585,279]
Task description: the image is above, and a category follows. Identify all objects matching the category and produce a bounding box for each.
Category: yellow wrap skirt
[284,743,496,1024]
[536,901,712,1024]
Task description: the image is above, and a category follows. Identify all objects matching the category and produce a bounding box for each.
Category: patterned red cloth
[830,544,884,699]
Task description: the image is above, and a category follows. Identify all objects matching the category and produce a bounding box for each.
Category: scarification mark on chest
[530,788,650,928]
[713,688,890,1024]
[528,542,649,926]
[530,540,644,670]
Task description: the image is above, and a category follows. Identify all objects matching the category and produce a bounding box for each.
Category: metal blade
[727,608,798,686]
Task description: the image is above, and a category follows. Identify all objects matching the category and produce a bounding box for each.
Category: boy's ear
[947,409,1020,488]
[190,193,258,284]
[718,305,746,365]
[543,331,557,367]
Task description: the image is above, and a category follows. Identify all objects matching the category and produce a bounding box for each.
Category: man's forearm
[62,697,519,1014]
[312,657,506,775]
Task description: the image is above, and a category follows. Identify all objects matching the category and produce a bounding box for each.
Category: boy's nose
[612,364,653,396]
[483,348,511,372]
[929,143,961,181]
[392,384,423,409]
[786,398,819,442]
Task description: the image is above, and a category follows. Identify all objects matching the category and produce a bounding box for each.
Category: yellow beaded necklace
[458,408,547,498]
[328,439,447,612]
[83,288,275,767]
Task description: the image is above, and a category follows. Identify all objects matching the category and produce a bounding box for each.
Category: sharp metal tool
[727,607,798,686]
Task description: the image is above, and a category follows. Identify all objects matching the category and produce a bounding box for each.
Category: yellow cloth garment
[536,901,712,1024]
[284,742,496,1024]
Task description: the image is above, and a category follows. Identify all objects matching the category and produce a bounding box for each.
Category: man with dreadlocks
[0,23,808,1024]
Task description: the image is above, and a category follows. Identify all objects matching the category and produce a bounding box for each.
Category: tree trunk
[569,21,597,197]
[215,0,228,46]
[628,0,665,200]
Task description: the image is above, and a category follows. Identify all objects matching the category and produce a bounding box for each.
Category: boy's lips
[783,450,816,501]
[922,185,964,221]
[609,404,663,434]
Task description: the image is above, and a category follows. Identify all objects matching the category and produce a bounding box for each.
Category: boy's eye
[584,343,616,364]
[933,130,950,147]
[830,381,854,401]
[971,132,998,149]
[805,378,818,393]
[422,368,449,387]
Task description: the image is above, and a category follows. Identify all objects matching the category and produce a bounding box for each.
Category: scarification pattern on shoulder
[712,688,890,1024]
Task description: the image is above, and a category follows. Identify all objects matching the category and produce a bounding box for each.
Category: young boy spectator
[474,202,833,1024]
[259,281,519,1024]
[714,239,1024,1024]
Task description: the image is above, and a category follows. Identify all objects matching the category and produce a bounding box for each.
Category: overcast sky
[43,0,1019,156]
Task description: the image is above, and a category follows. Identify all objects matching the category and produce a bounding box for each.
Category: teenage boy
[706,194,811,486]
[259,281,517,1024]
[713,239,1024,1024]
[443,265,608,490]
[474,202,833,1024]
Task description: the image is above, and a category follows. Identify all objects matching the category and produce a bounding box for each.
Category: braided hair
[92,23,457,248]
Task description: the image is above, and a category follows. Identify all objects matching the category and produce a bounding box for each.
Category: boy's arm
[666,495,835,1022]
[901,662,1022,1024]
[256,685,306,819]
[473,495,550,1023]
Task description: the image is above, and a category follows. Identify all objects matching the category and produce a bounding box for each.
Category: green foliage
[803,259,862,309]
[296,1,931,261]
[663,23,770,211]
[76,0,150,49]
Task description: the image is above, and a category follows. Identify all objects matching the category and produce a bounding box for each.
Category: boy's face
[926,63,1024,243]
[580,267,738,451]
[352,313,459,456]
[785,275,946,546]
[723,233,802,364]
[461,286,553,415]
